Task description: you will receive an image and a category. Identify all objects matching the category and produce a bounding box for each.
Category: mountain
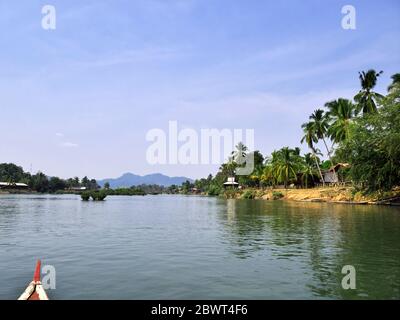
[97,173,193,188]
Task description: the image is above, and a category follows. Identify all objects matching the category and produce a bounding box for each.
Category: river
[0,194,399,299]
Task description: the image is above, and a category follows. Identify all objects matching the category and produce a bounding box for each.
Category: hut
[321,163,350,184]
[0,182,29,190]
[223,177,239,189]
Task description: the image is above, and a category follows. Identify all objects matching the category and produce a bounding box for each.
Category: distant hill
[97,173,193,188]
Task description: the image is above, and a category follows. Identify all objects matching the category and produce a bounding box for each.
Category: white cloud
[55,132,64,137]
[61,142,79,148]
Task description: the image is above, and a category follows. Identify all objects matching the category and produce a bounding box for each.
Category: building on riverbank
[223,177,239,188]
[0,182,29,190]
[321,163,350,184]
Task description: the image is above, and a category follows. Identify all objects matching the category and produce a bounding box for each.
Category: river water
[0,194,399,299]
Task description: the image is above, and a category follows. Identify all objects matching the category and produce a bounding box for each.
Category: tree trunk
[322,137,338,182]
[312,149,325,187]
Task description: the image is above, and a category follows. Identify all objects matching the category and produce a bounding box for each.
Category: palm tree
[301,121,325,186]
[307,108,338,182]
[231,142,247,165]
[388,73,400,92]
[354,69,384,114]
[301,153,317,188]
[325,98,355,144]
[272,147,301,188]
[308,109,329,153]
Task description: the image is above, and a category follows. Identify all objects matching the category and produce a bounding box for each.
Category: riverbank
[220,187,400,205]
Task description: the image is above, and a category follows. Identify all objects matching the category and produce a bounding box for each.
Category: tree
[48,177,66,193]
[231,142,248,165]
[301,121,324,186]
[308,109,331,157]
[354,69,384,114]
[104,182,110,190]
[81,176,89,188]
[181,180,193,194]
[325,98,356,144]
[307,108,337,181]
[30,172,49,193]
[335,87,400,190]
[388,73,400,93]
[271,147,302,188]
[301,153,319,188]
[0,163,30,183]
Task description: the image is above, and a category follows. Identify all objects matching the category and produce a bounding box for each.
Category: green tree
[301,153,318,188]
[354,69,384,114]
[104,182,110,190]
[30,172,49,193]
[307,108,337,181]
[336,88,400,190]
[388,73,400,93]
[325,98,356,144]
[271,147,302,188]
[231,142,247,164]
[48,177,66,193]
[301,121,324,186]
[0,163,30,183]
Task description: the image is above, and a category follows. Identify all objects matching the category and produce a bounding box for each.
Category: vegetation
[2,69,398,199]
[272,191,284,200]
[81,190,107,201]
[189,69,399,196]
[81,192,91,201]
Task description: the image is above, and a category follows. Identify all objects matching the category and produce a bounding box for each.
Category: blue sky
[1,0,399,179]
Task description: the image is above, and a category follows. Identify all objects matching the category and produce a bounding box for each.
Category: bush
[81,190,107,201]
[223,189,240,199]
[91,191,107,201]
[81,192,90,201]
[207,185,222,196]
[272,191,284,200]
[241,190,256,199]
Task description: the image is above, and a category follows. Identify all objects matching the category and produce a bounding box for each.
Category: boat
[18,260,49,300]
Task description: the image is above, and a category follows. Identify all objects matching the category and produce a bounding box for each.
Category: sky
[0,0,399,180]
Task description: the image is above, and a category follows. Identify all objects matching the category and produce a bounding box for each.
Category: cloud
[56,133,64,137]
[61,142,79,148]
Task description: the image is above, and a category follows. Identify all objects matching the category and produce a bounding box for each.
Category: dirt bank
[223,187,400,205]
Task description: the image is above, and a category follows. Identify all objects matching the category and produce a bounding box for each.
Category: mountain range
[97,173,193,188]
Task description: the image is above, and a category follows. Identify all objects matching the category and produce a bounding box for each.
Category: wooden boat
[18,260,49,300]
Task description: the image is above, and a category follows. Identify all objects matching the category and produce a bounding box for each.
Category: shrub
[81,192,90,201]
[272,191,284,200]
[91,190,107,201]
[207,185,222,196]
[241,190,256,199]
[223,189,240,199]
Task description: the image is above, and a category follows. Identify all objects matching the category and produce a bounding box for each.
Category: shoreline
[2,187,400,206]
[218,187,400,206]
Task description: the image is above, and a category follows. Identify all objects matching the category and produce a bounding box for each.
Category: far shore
[2,187,400,206]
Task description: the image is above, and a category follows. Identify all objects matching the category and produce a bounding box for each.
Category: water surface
[0,194,399,299]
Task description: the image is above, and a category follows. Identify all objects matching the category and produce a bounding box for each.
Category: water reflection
[217,199,400,299]
[0,194,399,299]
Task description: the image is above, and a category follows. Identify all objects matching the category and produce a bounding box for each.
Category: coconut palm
[231,142,247,165]
[354,69,384,114]
[301,121,325,186]
[272,147,301,188]
[307,109,334,160]
[301,153,318,188]
[325,98,356,144]
[388,73,400,92]
[307,108,338,182]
